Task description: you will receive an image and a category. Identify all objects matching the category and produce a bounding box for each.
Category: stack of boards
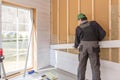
[38,72,58,80]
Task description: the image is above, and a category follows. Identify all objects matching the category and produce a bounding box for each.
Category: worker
[74,13,106,80]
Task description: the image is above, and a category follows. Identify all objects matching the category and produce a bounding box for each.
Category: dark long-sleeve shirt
[74,21,106,48]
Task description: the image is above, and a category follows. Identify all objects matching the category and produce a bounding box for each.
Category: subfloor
[10,68,77,80]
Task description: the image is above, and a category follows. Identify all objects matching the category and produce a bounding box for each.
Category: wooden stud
[78,0,80,25]
[118,0,120,63]
[92,0,95,20]
[50,0,53,44]
[109,0,112,61]
[57,0,59,44]
[2,1,33,9]
[66,0,69,52]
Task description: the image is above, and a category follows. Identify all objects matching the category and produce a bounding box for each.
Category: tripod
[0,56,8,80]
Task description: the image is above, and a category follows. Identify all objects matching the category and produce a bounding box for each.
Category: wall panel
[80,0,92,20]
[94,0,109,39]
[100,49,110,60]
[94,0,110,61]
[59,0,67,43]
[52,0,57,36]
[69,0,78,43]
[51,0,58,44]
[51,0,120,63]
[111,0,119,63]
[111,0,119,40]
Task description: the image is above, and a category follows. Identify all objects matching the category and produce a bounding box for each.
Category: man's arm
[91,21,106,41]
[74,26,81,48]
[95,22,106,41]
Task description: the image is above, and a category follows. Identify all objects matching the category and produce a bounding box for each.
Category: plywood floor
[10,68,77,80]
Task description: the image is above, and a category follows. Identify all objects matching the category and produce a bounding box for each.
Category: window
[2,5,33,73]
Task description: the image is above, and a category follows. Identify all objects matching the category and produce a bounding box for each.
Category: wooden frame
[2,1,33,9]
[32,9,37,71]
[50,0,120,63]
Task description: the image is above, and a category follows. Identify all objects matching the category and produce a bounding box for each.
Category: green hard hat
[77,13,86,20]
